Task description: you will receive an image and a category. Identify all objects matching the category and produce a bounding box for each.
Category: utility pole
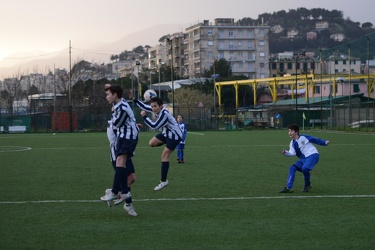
[69,40,72,132]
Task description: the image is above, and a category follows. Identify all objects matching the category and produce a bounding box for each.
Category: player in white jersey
[279,124,330,193]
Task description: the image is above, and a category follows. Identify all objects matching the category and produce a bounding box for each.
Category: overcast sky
[1,0,373,63]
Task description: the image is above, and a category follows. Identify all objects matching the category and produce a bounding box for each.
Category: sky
[1,0,374,69]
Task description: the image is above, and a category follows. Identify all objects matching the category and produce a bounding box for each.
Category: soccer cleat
[100,191,119,201]
[124,204,138,217]
[114,192,132,205]
[154,181,169,191]
[302,185,312,192]
[279,187,294,193]
[105,189,113,207]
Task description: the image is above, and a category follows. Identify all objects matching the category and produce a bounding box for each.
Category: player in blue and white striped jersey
[279,124,330,193]
[101,85,139,205]
[176,114,187,163]
[130,90,182,191]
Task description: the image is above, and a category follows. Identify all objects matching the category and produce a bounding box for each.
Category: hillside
[239,8,375,60]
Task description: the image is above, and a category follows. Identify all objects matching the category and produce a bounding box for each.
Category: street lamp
[136,60,141,99]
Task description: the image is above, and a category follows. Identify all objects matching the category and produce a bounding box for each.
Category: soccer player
[129,90,182,191]
[105,120,137,216]
[176,114,187,163]
[100,85,139,206]
[279,124,329,193]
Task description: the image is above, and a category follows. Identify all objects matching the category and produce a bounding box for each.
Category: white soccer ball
[143,89,157,102]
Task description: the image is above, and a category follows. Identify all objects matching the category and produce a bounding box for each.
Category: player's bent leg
[149,137,164,147]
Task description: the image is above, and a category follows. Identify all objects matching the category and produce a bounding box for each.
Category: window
[229,41,234,49]
[287,62,293,70]
[272,62,277,70]
[259,52,265,57]
[260,62,265,68]
[279,63,285,72]
[259,29,264,35]
[208,30,213,36]
[314,85,321,94]
[343,60,347,65]
[229,31,234,37]
[208,41,213,46]
[353,84,360,93]
[248,41,253,49]
[238,41,242,48]
[219,42,224,49]
[248,52,254,60]
[248,30,253,38]
[259,40,265,46]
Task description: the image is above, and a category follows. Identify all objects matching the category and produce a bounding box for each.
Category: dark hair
[288,124,299,134]
[177,114,183,119]
[150,97,163,106]
[108,85,123,98]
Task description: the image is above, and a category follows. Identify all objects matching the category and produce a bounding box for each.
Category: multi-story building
[148,43,167,71]
[164,18,270,79]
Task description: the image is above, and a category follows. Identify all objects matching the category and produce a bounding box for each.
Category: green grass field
[1,130,375,249]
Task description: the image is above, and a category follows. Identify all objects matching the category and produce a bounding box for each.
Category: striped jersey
[284,134,327,159]
[134,99,183,140]
[111,98,139,140]
[179,122,187,144]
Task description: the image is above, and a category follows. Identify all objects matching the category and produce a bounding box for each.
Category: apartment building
[186,18,270,79]
[151,18,270,79]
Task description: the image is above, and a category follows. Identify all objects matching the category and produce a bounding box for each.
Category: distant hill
[239,7,375,60]
[0,23,185,79]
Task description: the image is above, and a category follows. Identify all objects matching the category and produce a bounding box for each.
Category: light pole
[167,38,175,117]
[158,66,161,98]
[136,60,141,99]
[294,54,299,123]
[213,60,217,130]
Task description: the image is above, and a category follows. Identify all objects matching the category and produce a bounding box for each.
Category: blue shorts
[155,133,181,151]
[293,153,320,171]
[116,137,138,158]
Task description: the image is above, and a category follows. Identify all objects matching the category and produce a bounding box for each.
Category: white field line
[1,194,375,204]
[2,143,375,152]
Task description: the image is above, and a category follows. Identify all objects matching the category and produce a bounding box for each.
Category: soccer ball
[143,89,157,102]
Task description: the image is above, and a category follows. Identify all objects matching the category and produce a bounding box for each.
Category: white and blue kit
[283,134,328,189]
[176,121,187,161]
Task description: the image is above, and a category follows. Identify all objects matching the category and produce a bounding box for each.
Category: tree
[362,22,373,29]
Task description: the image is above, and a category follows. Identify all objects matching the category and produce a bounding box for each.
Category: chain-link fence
[1,100,374,133]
